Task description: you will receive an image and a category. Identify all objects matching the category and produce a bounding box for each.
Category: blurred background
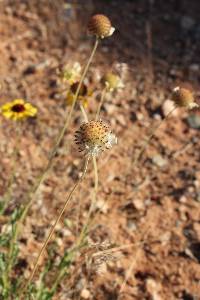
[0,1,200,299]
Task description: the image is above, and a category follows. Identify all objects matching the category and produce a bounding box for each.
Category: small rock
[104,103,116,114]
[127,220,137,231]
[189,64,199,72]
[144,199,152,206]
[162,100,178,117]
[196,191,200,202]
[95,198,109,214]
[146,278,162,300]
[179,196,187,203]
[181,16,195,30]
[133,199,144,210]
[116,114,126,126]
[81,289,91,299]
[187,114,200,129]
[136,112,144,121]
[152,155,167,167]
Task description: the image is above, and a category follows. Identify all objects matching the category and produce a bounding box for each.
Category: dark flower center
[11,104,25,113]
[71,82,88,97]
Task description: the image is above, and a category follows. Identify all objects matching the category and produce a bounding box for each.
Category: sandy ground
[0,1,200,299]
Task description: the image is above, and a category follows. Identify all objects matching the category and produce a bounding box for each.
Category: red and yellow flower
[1,99,37,121]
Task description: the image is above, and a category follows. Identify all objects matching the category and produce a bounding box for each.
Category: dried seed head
[66,81,92,108]
[171,87,198,109]
[75,120,117,156]
[59,62,81,84]
[88,14,115,39]
[102,72,124,92]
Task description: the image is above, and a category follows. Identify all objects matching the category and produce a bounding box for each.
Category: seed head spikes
[171,87,199,109]
[75,120,117,156]
[88,14,115,39]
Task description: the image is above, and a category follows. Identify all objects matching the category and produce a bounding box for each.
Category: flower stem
[23,36,98,220]
[80,104,89,123]
[77,156,98,245]
[9,37,99,270]
[132,106,177,167]
[1,123,21,215]
[95,87,107,120]
[19,156,90,299]
[51,157,98,295]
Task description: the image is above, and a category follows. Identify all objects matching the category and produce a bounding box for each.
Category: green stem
[1,124,21,215]
[19,156,90,299]
[8,37,99,286]
[95,87,107,120]
[2,123,21,294]
[77,156,98,246]
[80,104,89,123]
[48,157,98,297]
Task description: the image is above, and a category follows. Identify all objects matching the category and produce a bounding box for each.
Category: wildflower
[1,99,37,121]
[171,87,199,109]
[102,72,124,92]
[66,81,92,108]
[60,62,81,85]
[75,120,117,156]
[88,14,115,39]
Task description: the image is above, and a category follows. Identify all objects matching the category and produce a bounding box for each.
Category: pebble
[116,114,127,126]
[187,114,200,129]
[189,64,199,72]
[133,199,144,210]
[81,289,91,299]
[104,103,116,114]
[196,192,200,202]
[162,100,178,117]
[127,220,137,231]
[146,278,162,300]
[181,16,195,30]
[95,198,109,214]
[179,196,187,203]
[152,155,167,167]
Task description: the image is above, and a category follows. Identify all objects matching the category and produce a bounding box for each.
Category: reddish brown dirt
[0,1,200,299]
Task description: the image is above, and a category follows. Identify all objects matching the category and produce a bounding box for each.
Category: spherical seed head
[75,120,117,156]
[88,14,115,39]
[102,72,123,91]
[172,87,198,109]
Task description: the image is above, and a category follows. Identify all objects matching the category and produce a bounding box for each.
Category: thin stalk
[77,156,98,245]
[24,36,98,218]
[1,124,21,215]
[132,106,177,167]
[9,37,99,271]
[95,87,107,120]
[80,104,89,123]
[19,156,90,299]
[1,124,21,293]
[48,157,98,296]
[42,90,90,298]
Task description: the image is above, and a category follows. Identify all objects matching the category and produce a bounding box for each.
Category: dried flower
[1,99,37,121]
[75,120,117,156]
[171,87,199,109]
[88,14,115,39]
[102,72,124,92]
[66,81,92,108]
[60,62,81,85]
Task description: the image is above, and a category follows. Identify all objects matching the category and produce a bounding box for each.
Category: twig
[19,156,90,299]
